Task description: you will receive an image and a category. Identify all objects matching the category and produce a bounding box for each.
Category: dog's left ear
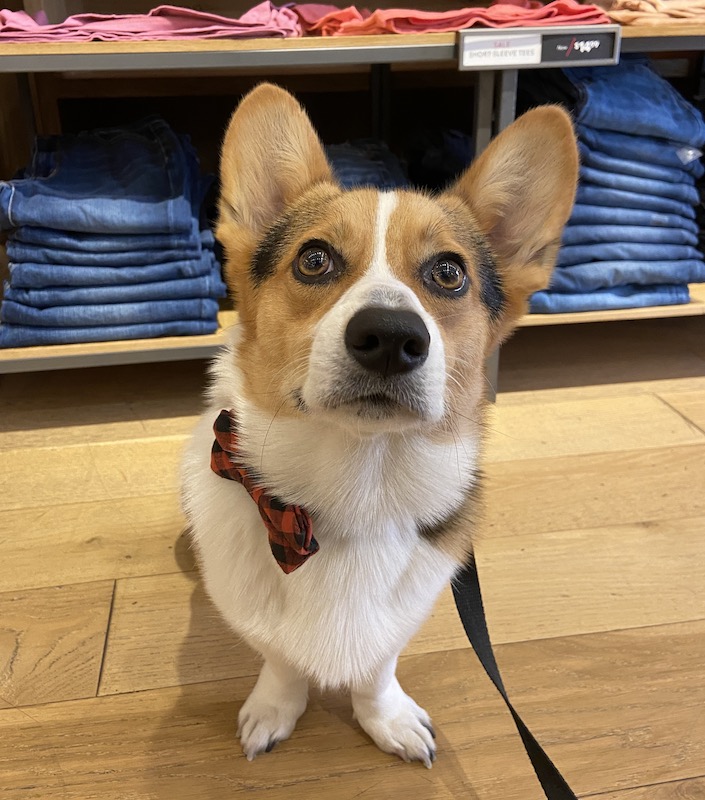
[446,105,578,343]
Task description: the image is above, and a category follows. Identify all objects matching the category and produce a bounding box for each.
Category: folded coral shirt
[0,3,301,42]
[294,0,608,36]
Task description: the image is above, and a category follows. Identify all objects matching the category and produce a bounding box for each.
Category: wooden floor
[1,316,705,800]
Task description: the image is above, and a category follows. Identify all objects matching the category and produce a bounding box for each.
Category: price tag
[458,25,621,71]
[462,34,541,69]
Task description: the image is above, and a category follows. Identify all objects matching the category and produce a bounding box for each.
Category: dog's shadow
[141,528,481,798]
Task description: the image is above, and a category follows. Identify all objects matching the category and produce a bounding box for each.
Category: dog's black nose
[345,307,430,377]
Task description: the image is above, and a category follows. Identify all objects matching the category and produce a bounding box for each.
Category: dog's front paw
[237,678,308,761]
[354,689,436,769]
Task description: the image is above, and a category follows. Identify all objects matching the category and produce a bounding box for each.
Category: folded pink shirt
[0,3,301,42]
[294,0,609,35]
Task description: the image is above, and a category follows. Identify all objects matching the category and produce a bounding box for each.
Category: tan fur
[447,105,579,345]
[216,83,578,561]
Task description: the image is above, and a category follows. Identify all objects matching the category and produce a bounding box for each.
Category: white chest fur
[181,339,478,689]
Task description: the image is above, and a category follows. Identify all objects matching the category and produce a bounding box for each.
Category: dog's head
[217,84,577,433]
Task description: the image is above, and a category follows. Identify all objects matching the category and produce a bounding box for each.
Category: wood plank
[99,513,705,697]
[0,406,199,451]
[0,358,208,409]
[0,581,114,707]
[0,358,205,449]
[483,444,705,537]
[497,376,705,407]
[485,394,705,463]
[0,311,237,373]
[620,23,705,38]
[2,620,705,799]
[499,316,705,398]
[519,283,705,327]
[476,516,705,643]
[99,573,258,696]
[100,573,470,697]
[0,494,194,593]
[591,776,705,799]
[0,33,457,58]
[0,436,187,512]
[659,391,705,436]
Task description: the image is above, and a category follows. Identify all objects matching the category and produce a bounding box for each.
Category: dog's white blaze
[365,191,398,280]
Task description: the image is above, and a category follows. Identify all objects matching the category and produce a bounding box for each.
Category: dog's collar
[210,409,318,574]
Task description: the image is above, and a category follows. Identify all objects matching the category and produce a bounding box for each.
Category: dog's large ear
[217,83,334,258]
[447,105,578,343]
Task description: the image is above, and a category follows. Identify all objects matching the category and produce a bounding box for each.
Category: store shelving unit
[1,22,704,373]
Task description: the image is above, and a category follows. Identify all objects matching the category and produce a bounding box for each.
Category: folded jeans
[558,241,702,267]
[326,139,409,190]
[575,184,697,220]
[578,141,698,185]
[566,60,705,146]
[7,253,218,288]
[568,203,700,235]
[11,224,215,253]
[550,259,705,292]
[4,273,226,307]
[0,117,195,234]
[577,124,704,178]
[530,283,691,313]
[6,240,204,266]
[562,224,698,247]
[580,165,700,205]
[0,318,219,348]
[1,297,220,326]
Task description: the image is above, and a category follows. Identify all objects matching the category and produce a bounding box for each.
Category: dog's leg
[351,656,436,768]
[237,653,309,761]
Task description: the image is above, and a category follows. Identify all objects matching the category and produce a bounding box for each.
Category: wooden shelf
[0,310,237,373]
[618,22,705,51]
[0,33,458,73]
[519,283,705,327]
[2,286,705,372]
[620,23,705,39]
[0,23,702,72]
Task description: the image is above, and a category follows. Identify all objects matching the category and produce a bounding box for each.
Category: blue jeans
[0,117,196,234]
[4,273,226,307]
[566,58,705,146]
[578,142,697,184]
[569,203,700,235]
[12,225,215,253]
[530,284,691,313]
[1,297,220,327]
[6,240,204,266]
[8,252,218,288]
[562,225,698,247]
[577,125,704,177]
[326,139,409,190]
[550,259,705,292]
[576,185,697,220]
[580,165,699,205]
[558,242,702,268]
[0,319,219,348]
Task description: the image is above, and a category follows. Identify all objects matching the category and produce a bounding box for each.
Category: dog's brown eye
[431,258,466,292]
[296,246,333,279]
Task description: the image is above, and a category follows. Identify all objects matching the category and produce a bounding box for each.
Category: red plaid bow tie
[210,409,319,574]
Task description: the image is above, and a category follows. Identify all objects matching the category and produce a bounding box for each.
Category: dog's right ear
[217,83,334,249]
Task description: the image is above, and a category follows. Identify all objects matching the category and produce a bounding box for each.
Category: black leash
[452,560,578,799]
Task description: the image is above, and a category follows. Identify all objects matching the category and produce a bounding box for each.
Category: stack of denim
[530,58,705,314]
[0,117,225,347]
[326,139,409,189]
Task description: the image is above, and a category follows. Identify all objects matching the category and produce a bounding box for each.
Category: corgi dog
[181,83,578,767]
